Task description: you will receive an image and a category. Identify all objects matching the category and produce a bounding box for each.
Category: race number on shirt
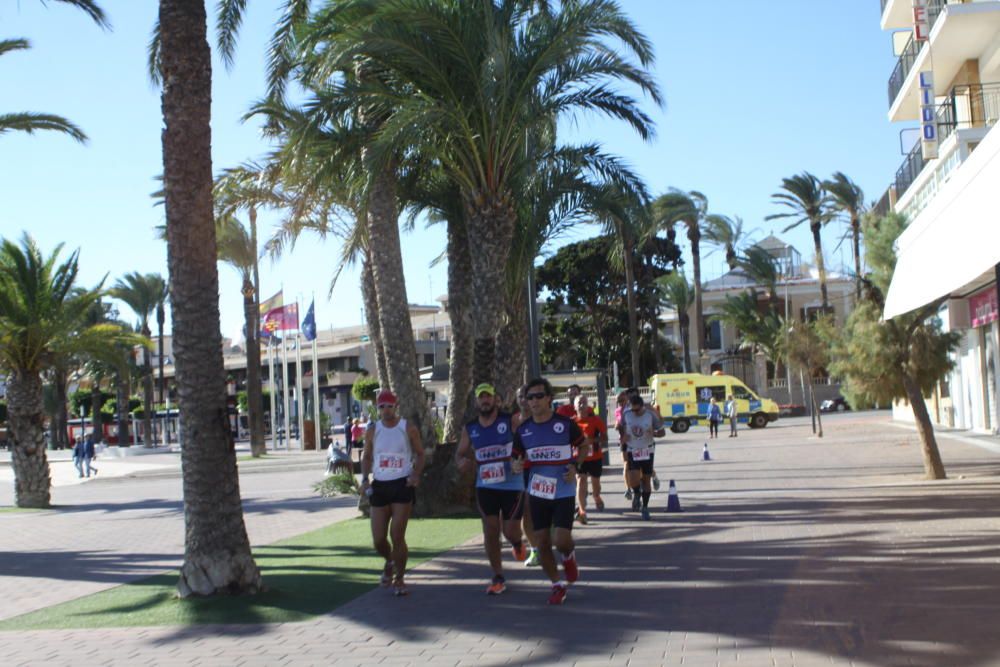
[529,473,558,500]
[479,461,506,485]
[631,447,651,461]
[377,454,406,471]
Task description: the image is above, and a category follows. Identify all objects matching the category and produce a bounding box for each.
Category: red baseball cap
[376,390,398,407]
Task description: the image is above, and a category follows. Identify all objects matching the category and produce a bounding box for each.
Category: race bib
[377,454,406,471]
[631,447,651,461]
[479,461,506,485]
[529,474,558,499]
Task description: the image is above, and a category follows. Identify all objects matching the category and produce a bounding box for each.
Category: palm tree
[341,0,662,386]
[766,172,834,311]
[112,272,166,447]
[704,214,754,271]
[655,189,710,362]
[824,171,866,300]
[738,245,781,309]
[0,234,139,507]
[1,2,107,142]
[658,272,695,373]
[157,0,260,596]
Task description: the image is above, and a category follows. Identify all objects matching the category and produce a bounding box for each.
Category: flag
[302,300,317,342]
[259,290,283,339]
[261,303,299,334]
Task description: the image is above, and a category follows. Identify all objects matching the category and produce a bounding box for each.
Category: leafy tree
[822,213,960,479]
[786,318,828,437]
[658,272,694,373]
[352,374,380,404]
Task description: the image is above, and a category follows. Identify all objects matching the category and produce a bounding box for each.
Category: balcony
[887,0,948,108]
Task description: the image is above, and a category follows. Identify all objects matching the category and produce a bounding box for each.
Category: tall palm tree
[766,172,834,311]
[340,0,662,386]
[658,272,695,373]
[112,272,166,447]
[1,2,107,142]
[0,235,139,507]
[654,189,710,362]
[823,171,866,300]
[704,214,754,271]
[157,0,260,596]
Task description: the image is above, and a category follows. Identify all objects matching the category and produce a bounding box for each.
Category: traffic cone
[666,479,682,512]
[702,443,711,461]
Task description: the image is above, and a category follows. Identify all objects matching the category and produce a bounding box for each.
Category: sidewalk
[3,412,1000,666]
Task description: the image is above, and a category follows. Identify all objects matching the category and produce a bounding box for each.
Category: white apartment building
[879,0,1000,433]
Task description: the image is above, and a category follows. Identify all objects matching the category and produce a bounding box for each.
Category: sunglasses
[377,403,395,408]
[525,392,547,400]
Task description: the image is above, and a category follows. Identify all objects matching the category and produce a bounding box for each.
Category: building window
[423,353,435,367]
[705,320,722,350]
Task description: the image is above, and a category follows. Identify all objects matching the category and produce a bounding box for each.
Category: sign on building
[912,0,930,42]
[919,71,938,160]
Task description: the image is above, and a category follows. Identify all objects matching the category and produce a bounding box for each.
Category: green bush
[351,374,379,403]
[313,469,359,498]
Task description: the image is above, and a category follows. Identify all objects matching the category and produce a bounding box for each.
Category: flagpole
[310,294,321,451]
[267,337,276,449]
[295,298,305,451]
[281,331,291,450]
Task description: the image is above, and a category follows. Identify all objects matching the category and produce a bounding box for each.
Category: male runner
[573,394,607,524]
[456,383,528,594]
[621,394,663,521]
[513,385,540,567]
[361,389,425,596]
[514,377,589,604]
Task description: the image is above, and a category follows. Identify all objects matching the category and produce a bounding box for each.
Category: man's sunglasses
[525,392,547,400]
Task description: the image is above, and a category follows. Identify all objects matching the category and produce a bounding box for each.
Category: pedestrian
[350,418,365,462]
[555,384,581,418]
[455,383,528,595]
[343,418,354,459]
[360,389,425,597]
[573,394,607,524]
[622,394,663,520]
[83,431,98,478]
[514,377,589,605]
[72,435,85,478]
[708,397,722,439]
[726,394,739,437]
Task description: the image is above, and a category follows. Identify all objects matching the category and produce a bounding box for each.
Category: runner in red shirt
[555,384,581,419]
[573,395,607,524]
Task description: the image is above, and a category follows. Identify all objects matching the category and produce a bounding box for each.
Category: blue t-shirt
[467,412,523,492]
[514,413,584,501]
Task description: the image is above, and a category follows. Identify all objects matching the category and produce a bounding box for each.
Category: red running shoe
[511,543,529,562]
[563,555,579,583]
[547,583,568,605]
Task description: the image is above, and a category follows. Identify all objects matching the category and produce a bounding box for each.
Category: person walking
[343,418,354,459]
[708,397,722,439]
[514,377,589,605]
[72,435,85,478]
[573,394,607,523]
[350,418,365,463]
[83,432,98,478]
[360,389,425,597]
[455,383,528,595]
[726,394,739,437]
[622,395,663,520]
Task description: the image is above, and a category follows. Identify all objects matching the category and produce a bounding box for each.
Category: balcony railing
[893,81,1000,199]
[872,186,893,219]
[887,0,948,107]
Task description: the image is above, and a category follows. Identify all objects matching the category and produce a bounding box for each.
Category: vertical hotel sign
[914,0,938,159]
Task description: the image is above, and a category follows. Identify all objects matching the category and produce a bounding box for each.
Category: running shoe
[631,496,641,511]
[525,549,540,567]
[624,488,633,500]
[380,561,394,587]
[393,581,409,597]
[512,543,529,562]
[563,556,579,583]
[595,498,605,511]
[486,576,507,595]
[547,583,568,605]
[641,508,651,521]
[652,476,661,491]
[577,511,588,525]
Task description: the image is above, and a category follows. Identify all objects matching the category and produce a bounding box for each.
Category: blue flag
[302,300,317,342]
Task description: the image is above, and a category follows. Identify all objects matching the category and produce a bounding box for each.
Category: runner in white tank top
[372,418,414,481]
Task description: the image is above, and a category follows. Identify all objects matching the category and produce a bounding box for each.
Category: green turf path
[1,515,478,630]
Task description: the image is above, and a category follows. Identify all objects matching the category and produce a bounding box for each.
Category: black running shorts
[476,487,526,520]
[578,459,603,478]
[370,477,415,507]
[530,495,575,531]
[625,451,654,476]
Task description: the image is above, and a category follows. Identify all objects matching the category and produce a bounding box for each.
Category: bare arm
[407,423,425,486]
[361,427,375,484]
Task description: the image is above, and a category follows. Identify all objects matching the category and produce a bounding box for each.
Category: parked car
[820,397,850,412]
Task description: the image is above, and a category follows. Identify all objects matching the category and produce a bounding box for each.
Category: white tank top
[372,418,413,481]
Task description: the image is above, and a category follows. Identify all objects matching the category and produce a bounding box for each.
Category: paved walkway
[3,413,1000,666]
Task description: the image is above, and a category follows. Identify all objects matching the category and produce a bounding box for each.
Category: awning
[883,123,1000,319]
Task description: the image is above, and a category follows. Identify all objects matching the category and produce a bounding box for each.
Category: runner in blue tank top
[513,377,589,605]
[456,383,528,595]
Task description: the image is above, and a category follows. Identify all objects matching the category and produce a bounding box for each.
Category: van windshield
[732,385,753,400]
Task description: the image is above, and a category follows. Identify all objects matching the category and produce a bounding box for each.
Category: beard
[478,403,495,416]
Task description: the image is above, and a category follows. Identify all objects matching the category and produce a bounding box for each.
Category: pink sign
[969,289,999,328]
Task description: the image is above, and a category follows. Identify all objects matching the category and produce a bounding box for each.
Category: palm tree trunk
[242,278,266,457]
[495,286,528,404]
[55,368,70,449]
[8,371,51,508]
[157,302,167,442]
[690,225,705,356]
[811,223,829,310]
[159,0,261,597]
[466,192,517,386]
[444,217,474,444]
[622,234,641,386]
[247,208,266,456]
[902,370,946,479]
[142,330,155,447]
[116,370,129,446]
[91,385,103,444]
[360,255,388,389]
[680,316,692,374]
[852,218,862,301]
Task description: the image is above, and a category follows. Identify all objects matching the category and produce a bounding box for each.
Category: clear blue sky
[2,1,904,341]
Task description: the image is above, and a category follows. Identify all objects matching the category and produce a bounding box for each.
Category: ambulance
[649,372,779,433]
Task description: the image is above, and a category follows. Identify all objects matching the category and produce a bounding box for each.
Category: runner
[555,384,581,418]
[614,391,631,500]
[514,377,589,605]
[573,394,607,524]
[512,385,540,567]
[360,389,426,596]
[455,383,528,595]
[621,394,664,521]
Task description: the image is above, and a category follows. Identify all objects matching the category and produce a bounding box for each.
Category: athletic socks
[642,491,651,508]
